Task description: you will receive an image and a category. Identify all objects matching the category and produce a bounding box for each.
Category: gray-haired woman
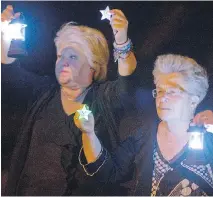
[77,54,213,196]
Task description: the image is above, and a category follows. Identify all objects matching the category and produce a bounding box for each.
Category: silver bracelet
[78,146,107,176]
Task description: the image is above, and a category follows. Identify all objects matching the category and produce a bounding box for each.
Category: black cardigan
[80,113,213,196]
[5,61,145,195]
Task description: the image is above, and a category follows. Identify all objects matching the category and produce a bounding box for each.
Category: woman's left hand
[193,110,213,125]
[74,107,95,134]
[110,9,128,45]
[192,110,213,132]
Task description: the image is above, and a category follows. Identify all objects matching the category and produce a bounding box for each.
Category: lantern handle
[18,12,25,21]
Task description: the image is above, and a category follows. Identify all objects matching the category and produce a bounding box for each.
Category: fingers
[191,111,213,133]
[108,9,129,44]
[110,9,128,26]
[74,111,94,132]
[2,5,13,21]
[14,12,21,19]
[1,5,20,22]
[7,5,13,10]
[110,18,127,29]
[109,9,128,39]
[192,110,213,126]
[192,113,202,125]
[110,9,125,18]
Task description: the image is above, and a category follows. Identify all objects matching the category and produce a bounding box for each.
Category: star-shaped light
[100,6,111,21]
[77,104,92,120]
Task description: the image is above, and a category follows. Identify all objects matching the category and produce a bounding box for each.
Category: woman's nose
[161,95,169,103]
[63,61,69,67]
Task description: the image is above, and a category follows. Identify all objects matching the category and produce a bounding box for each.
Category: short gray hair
[153,54,209,102]
[54,22,109,82]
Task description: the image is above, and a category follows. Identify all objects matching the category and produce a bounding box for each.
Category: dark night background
[1,1,213,174]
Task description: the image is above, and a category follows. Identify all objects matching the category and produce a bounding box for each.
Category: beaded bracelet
[113,38,133,62]
[114,38,129,46]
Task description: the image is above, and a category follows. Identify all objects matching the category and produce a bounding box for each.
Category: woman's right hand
[74,106,103,163]
[74,106,95,134]
[1,5,20,64]
[1,5,20,33]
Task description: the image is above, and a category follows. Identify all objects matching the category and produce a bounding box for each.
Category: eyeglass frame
[152,87,189,99]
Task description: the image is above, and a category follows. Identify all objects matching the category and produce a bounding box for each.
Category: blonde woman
[2,5,137,196]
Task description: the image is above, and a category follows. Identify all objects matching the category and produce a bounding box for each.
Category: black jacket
[80,112,213,196]
[5,61,146,195]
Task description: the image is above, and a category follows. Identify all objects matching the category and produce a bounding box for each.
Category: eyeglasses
[152,88,185,98]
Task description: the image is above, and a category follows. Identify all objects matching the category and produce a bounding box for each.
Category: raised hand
[109,9,128,45]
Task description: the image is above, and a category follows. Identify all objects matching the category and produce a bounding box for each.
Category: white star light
[77,105,92,120]
[100,6,111,21]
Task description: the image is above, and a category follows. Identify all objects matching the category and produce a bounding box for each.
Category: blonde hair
[54,22,109,82]
[153,54,209,102]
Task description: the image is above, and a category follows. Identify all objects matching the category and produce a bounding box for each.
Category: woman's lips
[60,70,69,73]
[159,107,171,110]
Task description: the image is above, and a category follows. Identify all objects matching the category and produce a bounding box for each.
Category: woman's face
[154,72,198,122]
[55,44,94,89]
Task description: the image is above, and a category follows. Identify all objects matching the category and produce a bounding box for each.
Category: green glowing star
[77,104,92,120]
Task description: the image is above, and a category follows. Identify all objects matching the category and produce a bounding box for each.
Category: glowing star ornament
[77,105,92,120]
[100,6,112,21]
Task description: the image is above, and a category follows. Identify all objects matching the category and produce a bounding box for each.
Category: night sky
[1,1,213,170]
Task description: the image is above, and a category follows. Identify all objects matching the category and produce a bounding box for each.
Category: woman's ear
[90,66,96,72]
[191,95,200,109]
[89,67,96,81]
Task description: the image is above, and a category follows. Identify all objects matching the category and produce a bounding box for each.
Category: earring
[90,67,96,72]
[191,102,196,108]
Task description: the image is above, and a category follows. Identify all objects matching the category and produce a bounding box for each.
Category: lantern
[188,125,206,150]
[7,14,27,58]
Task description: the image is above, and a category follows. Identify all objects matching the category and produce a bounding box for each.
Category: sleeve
[2,60,55,105]
[99,66,140,112]
[205,132,213,165]
[79,136,137,183]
